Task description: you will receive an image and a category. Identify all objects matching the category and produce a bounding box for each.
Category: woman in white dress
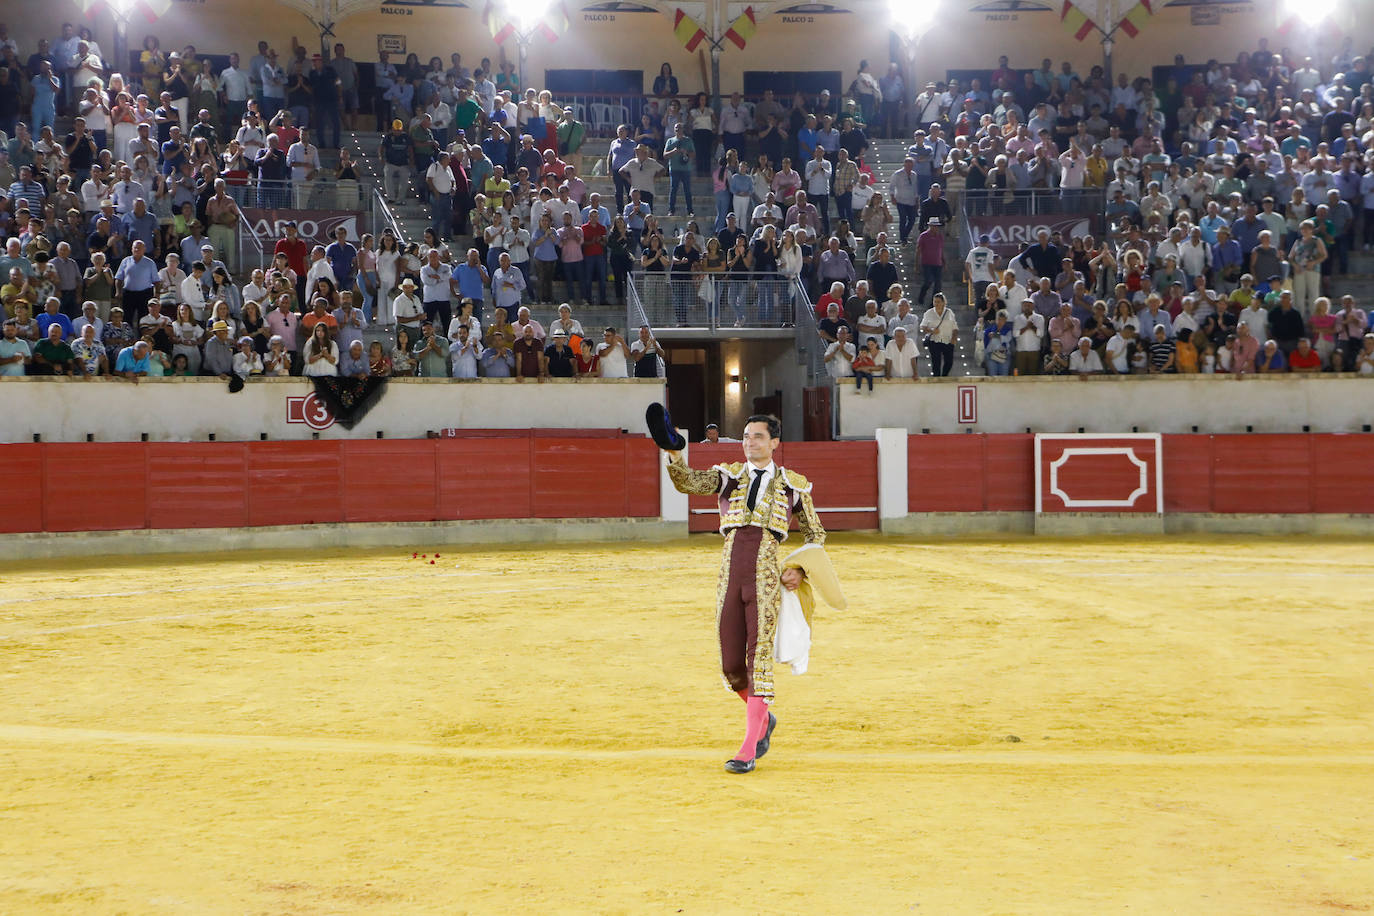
[374,233,402,324]
[170,304,205,375]
[302,324,339,377]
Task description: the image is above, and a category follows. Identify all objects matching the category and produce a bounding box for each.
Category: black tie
[746,469,766,511]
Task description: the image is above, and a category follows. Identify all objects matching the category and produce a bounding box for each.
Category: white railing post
[875,427,909,529]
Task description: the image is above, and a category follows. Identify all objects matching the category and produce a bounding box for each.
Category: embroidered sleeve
[666,457,722,496]
[792,476,825,546]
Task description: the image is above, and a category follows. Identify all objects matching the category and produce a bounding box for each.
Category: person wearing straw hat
[652,410,838,774]
[392,277,426,341]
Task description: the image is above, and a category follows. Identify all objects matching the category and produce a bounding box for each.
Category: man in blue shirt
[324,226,357,292]
[122,199,159,257]
[1211,226,1244,292]
[30,60,59,134]
[115,240,159,326]
[1229,203,1264,259]
[36,297,74,341]
[115,340,151,378]
[480,330,514,377]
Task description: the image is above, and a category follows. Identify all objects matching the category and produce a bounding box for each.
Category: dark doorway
[664,344,717,442]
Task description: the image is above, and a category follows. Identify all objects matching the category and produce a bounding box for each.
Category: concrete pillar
[660,430,690,525]
[875,427,908,530]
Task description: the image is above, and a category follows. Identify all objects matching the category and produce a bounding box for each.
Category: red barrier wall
[910,434,1374,515]
[685,441,880,533]
[0,432,660,535]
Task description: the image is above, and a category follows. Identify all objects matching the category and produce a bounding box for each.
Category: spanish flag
[1060,1,1096,41]
[484,2,516,44]
[724,6,757,50]
[536,2,571,42]
[674,9,708,52]
[1118,0,1152,38]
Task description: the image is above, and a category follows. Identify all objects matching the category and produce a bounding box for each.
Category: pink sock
[735,696,769,761]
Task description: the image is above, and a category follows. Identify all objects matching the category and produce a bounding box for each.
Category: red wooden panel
[245,440,345,527]
[0,444,45,533]
[1035,436,1160,514]
[908,435,987,512]
[1211,435,1312,514]
[1161,435,1213,513]
[1310,435,1374,514]
[436,437,532,519]
[984,434,1036,512]
[623,438,661,518]
[782,441,879,530]
[42,443,147,532]
[341,440,438,523]
[146,443,250,529]
[531,438,629,518]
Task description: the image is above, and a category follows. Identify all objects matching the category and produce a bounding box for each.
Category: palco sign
[241,210,362,247]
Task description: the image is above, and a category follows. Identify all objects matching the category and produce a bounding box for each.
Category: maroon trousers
[719,526,764,694]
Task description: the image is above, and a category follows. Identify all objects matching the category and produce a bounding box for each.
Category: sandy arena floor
[1,534,1371,914]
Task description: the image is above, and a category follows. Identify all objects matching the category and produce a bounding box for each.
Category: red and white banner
[1034,434,1163,514]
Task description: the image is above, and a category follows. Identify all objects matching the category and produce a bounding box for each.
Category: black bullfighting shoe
[724,758,756,774]
[755,712,777,758]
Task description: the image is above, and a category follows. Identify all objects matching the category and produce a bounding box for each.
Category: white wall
[838,376,1374,437]
[1,377,664,443]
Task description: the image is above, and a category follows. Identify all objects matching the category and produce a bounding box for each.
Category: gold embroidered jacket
[668,458,826,545]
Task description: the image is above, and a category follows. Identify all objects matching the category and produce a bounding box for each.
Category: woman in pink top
[771,157,801,207]
[356,233,379,324]
[1307,296,1337,368]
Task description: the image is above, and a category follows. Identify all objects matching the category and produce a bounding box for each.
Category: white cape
[774,589,812,675]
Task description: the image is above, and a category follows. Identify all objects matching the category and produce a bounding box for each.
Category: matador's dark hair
[745,414,782,440]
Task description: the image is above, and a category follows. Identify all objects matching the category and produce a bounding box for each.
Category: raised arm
[665,453,722,496]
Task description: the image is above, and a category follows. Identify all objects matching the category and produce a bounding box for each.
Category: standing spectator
[964,234,998,305]
[1013,299,1044,376]
[426,151,455,241]
[542,328,577,378]
[449,323,480,378]
[630,325,665,378]
[511,322,542,380]
[663,122,695,217]
[114,239,158,325]
[596,326,631,378]
[919,293,958,376]
[479,330,513,377]
[419,248,454,330]
[1232,324,1260,375]
[410,320,448,377]
[1049,303,1082,355]
[286,126,320,209]
[983,309,1014,376]
[306,54,341,150]
[202,319,235,378]
[378,119,413,203]
[1287,220,1326,315]
[557,212,585,305]
[302,322,338,376]
[883,325,919,379]
[1042,338,1069,375]
[824,325,856,379]
[915,219,945,305]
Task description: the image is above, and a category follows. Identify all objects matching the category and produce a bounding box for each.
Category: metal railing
[629,271,797,330]
[370,184,408,246]
[790,278,827,387]
[236,207,268,272]
[960,188,1108,219]
[225,178,373,214]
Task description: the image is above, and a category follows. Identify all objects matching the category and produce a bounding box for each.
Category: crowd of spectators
[3,19,1374,382]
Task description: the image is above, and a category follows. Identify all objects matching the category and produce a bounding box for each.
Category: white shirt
[220,65,251,101]
[965,247,997,284]
[1239,305,1267,340]
[450,335,481,377]
[597,340,629,378]
[305,258,336,296]
[883,338,919,377]
[1069,348,1103,373]
[426,161,455,194]
[286,142,320,182]
[731,462,777,508]
[393,292,425,323]
[1105,333,1130,373]
[920,306,958,343]
[805,158,832,196]
[420,262,453,301]
[825,340,856,377]
[180,275,208,319]
[1013,312,1044,351]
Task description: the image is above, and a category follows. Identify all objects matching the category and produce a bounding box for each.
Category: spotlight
[506,0,552,31]
[889,0,939,39]
[1285,0,1336,24]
